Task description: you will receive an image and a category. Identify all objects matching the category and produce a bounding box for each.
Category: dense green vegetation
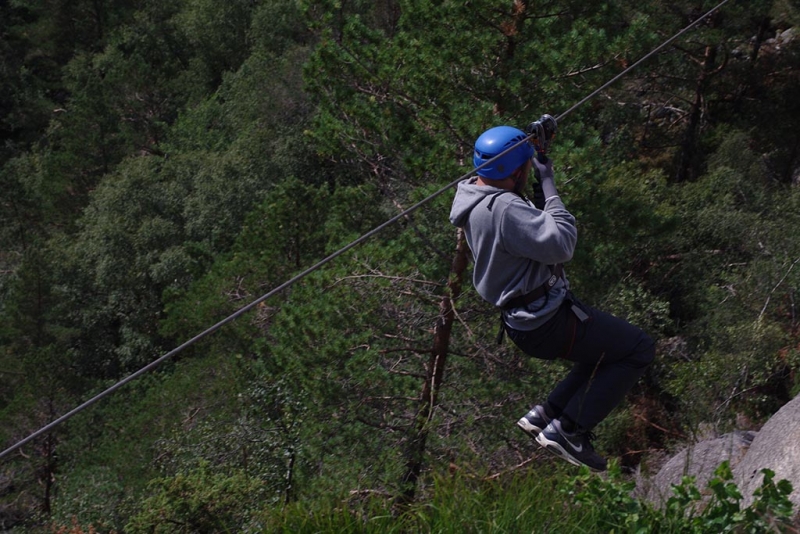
[2,0,800,531]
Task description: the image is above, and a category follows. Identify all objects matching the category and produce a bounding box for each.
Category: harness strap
[495,264,565,345]
[486,190,528,212]
[502,264,564,310]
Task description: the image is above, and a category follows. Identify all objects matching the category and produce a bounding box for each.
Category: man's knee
[634,333,656,368]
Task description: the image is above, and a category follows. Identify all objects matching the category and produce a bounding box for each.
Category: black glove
[532,156,557,202]
[531,179,546,209]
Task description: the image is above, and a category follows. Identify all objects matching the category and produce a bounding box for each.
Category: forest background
[2,0,800,531]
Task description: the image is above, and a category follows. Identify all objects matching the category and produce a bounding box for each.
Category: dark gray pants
[506,293,655,431]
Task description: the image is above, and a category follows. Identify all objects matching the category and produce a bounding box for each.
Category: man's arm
[532,156,558,201]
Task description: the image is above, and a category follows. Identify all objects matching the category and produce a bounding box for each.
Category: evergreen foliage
[1,0,800,531]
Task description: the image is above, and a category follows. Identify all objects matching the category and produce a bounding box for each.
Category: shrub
[124,463,264,533]
[567,460,795,533]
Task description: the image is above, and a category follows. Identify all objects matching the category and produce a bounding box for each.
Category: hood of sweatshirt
[449,177,502,227]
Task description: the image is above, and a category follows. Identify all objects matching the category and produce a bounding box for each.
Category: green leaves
[567,460,795,533]
[125,462,265,533]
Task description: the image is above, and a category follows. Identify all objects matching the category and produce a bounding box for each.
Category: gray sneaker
[516,405,551,439]
[535,419,607,472]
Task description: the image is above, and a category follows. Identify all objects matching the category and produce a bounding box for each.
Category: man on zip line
[449,124,655,472]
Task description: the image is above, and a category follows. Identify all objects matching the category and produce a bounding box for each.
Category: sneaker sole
[516,417,545,439]
[535,433,604,472]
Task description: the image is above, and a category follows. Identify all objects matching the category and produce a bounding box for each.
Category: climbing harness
[503,264,565,311]
[0,0,735,462]
[495,262,565,345]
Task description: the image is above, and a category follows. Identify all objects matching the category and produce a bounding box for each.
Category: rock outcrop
[642,431,754,505]
[641,393,800,516]
[733,393,800,510]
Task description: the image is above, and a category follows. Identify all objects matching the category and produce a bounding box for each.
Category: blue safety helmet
[473,126,534,179]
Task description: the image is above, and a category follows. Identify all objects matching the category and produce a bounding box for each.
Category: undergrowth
[43,460,796,533]
[261,460,796,533]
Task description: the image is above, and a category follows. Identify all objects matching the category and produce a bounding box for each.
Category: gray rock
[734,393,800,510]
[639,393,800,521]
[779,28,796,44]
[644,431,754,506]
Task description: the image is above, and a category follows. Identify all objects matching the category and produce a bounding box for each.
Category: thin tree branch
[758,257,800,321]
[484,455,543,480]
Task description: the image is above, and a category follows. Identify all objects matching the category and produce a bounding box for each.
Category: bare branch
[758,257,800,321]
[349,488,392,498]
[484,455,542,480]
[379,347,432,356]
[632,412,687,439]
[560,57,617,78]
[333,273,442,287]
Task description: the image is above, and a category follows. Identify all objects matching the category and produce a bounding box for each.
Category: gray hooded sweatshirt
[449,177,577,330]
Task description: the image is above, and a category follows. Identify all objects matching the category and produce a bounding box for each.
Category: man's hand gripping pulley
[526,114,557,163]
[526,114,558,208]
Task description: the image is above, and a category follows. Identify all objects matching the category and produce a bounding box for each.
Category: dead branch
[633,412,687,439]
[333,273,442,288]
[758,257,800,321]
[484,455,542,480]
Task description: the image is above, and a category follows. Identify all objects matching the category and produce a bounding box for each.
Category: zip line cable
[0,0,732,462]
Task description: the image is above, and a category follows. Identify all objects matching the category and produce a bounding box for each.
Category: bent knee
[635,334,656,367]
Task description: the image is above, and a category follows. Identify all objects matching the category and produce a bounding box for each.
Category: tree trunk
[398,228,469,503]
[493,0,530,116]
[676,12,721,182]
[39,401,58,516]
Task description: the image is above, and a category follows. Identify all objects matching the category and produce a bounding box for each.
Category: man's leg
[547,301,655,431]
